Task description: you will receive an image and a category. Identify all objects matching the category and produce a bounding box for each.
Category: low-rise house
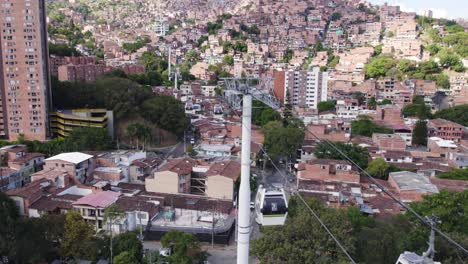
[28,185,94,217]
[195,144,234,157]
[146,158,204,195]
[427,137,458,158]
[129,158,162,183]
[111,196,160,234]
[447,152,468,169]
[388,171,438,202]
[372,133,407,151]
[44,152,94,183]
[93,151,147,183]
[0,145,45,190]
[304,124,349,142]
[145,157,241,201]
[296,159,361,206]
[379,150,413,163]
[204,160,240,200]
[6,178,55,217]
[297,159,360,185]
[72,191,121,231]
[428,118,464,142]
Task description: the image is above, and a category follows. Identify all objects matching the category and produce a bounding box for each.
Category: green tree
[252,101,282,127]
[402,96,432,119]
[141,95,189,137]
[435,73,451,89]
[437,168,468,181]
[126,123,152,150]
[373,44,383,56]
[251,196,356,263]
[412,120,428,146]
[60,211,94,259]
[161,230,206,264]
[397,59,416,73]
[364,56,397,79]
[366,158,390,180]
[222,55,234,65]
[368,97,377,110]
[410,190,468,234]
[330,12,342,21]
[425,44,441,56]
[66,127,113,151]
[314,141,369,169]
[351,115,393,137]
[263,121,304,161]
[114,251,140,264]
[113,232,143,262]
[0,192,18,260]
[48,42,79,56]
[434,104,468,126]
[317,101,336,113]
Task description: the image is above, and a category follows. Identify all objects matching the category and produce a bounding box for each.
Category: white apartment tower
[274,67,328,110]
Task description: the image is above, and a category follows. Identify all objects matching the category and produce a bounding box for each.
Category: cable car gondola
[254,185,288,226]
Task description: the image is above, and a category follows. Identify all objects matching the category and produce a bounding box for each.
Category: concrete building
[50,109,114,139]
[388,171,438,202]
[0,0,51,140]
[43,152,94,183]
[274,67,328,110]
[145,157,241,201]
[72,191,120,231]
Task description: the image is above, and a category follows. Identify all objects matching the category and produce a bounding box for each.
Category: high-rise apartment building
[273,67,328,110]
[0,0,51,140]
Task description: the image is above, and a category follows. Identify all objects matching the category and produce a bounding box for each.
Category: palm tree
[126,123,152,150]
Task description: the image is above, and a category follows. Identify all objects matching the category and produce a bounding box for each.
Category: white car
[159,247,172,257]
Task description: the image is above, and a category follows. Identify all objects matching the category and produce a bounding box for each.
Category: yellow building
[50,109,114,139]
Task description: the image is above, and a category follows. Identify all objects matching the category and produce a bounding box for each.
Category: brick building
[0,0,51,140]
[428,118,464,142]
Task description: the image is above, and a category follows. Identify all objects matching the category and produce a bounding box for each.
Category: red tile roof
[205,160,241,180]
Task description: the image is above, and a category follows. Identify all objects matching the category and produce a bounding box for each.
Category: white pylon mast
[237,94,252,264]
[223,78,280,264]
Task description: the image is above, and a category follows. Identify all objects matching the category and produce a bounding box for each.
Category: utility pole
[211,204,215,248]
[183,130,187,157]
[168,46,172,80]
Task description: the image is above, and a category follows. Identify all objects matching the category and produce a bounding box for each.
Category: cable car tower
[223,77,280,264]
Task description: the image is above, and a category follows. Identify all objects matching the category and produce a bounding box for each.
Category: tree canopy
[314,141,369,169]
[351,115,394,137]
[252,101,282,127]
[263,121,305,162]
[437,168,468,181]
[434,104,468,126]
[412,120,428,146]
[402,96,432,119]
[317,101,336,113]
[252,197,356,263]
[160,230,206,264]
[252,190,468,264]
[364,56,397,79]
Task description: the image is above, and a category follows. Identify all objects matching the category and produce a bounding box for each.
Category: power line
[303,126,468,256]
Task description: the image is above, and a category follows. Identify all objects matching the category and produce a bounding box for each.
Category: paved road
[143,241,258,264]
